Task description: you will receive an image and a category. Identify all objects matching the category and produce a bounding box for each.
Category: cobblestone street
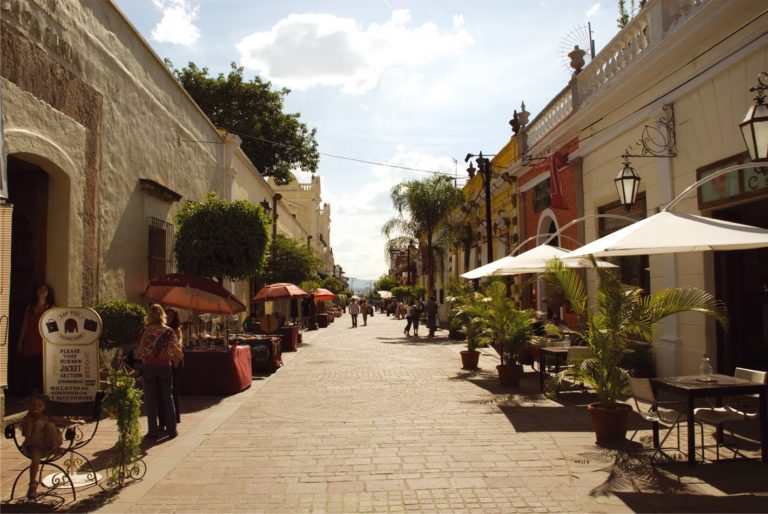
[3,312,767,513]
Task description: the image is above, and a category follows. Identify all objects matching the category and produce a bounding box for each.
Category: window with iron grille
[148,217,174,279]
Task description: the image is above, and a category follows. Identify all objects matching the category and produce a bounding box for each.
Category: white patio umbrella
[564,211,768,259]
[461,244,616,279]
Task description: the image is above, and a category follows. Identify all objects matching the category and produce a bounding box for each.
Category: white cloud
[151,0,201,46]
[236,9,473,94]
[586,3,601,17]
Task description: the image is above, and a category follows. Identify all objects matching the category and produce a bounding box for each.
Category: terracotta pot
[496,364,523,387]
[587,402,632,444]
[460,350,480,370]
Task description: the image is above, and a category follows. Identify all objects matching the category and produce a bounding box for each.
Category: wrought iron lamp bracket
[622,104,677,159]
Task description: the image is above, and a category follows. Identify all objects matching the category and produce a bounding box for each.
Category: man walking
[425,296,438,338]
[348,299,360,328]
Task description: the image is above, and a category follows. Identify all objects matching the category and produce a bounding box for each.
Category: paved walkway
[3,310,767,512]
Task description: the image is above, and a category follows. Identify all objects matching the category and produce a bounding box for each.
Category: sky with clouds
[115,0,622,281]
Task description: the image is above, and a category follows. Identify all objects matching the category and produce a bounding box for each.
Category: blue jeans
[144,364,176,436]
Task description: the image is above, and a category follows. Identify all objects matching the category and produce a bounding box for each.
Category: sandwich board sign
[41,307,101,402]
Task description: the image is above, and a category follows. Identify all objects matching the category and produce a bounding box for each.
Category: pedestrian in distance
[348,299,360,327]
[361,299,369,326]
[412,300,422,337]
[425,296,438,338]
[404,301,415,336]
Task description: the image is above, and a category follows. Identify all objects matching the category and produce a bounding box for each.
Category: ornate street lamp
[615,155,641,211]
[740,72,768,162]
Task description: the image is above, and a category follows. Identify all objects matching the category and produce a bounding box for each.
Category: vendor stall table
[231,334,283,372]
[279,325,300,352]
[179,345,252,395]
[317,313,329,328]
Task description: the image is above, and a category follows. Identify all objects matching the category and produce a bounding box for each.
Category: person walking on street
[425,296,438,338]
[349,299,360,328]
[404,301,415,336]
[361,299,369,326]
[412,300,422,337]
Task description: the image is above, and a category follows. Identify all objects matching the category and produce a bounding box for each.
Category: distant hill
[348,277,376,295]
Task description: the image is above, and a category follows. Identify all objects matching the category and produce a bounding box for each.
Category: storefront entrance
[714,198,768,373]
[7,155,49,395]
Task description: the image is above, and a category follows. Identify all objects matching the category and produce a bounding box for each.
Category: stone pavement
[3,310,767,513]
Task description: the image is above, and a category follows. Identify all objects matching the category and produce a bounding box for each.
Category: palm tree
[544,257,728,408]
[383,175,465,295]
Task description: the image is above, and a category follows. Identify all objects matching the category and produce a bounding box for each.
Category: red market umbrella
[143,273,246,314]
[312,288,336,302]
[252,282,308,302]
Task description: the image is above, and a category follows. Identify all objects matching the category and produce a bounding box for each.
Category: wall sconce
[740,72,768,162]
[615,155,641,211]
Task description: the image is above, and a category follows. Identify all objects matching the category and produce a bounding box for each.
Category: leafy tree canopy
[321,276,342,294]
[375,274,399,292]
[169,61,319,185]
[175,192,269,281]
[265,234,321,285]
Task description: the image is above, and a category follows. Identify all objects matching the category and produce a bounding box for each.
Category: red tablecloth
[279,325,299,352]
[234,335,283,372]
[179,346,252,395]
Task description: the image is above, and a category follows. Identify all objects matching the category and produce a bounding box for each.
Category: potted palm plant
[481,281,536,387]
[447,287,490,370]
[544,258,727,443]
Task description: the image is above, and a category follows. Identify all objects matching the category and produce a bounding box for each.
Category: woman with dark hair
[16,284,55,394]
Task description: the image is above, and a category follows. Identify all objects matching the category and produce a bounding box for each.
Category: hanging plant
[102,366,145,485]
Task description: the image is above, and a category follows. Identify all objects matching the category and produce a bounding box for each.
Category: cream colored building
[483,0,768,376]
[0,0,335,413]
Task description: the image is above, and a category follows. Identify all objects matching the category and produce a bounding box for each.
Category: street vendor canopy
[143,273,246,314]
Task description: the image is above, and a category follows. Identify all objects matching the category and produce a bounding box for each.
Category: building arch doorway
[7,155,50,395]
[536,211,561,317]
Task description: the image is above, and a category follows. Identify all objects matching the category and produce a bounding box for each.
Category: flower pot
[496,364,523,387]
[587,402,632,444]
[460,350,480,370]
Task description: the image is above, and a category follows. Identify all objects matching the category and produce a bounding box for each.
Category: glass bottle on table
[698,353,713,378]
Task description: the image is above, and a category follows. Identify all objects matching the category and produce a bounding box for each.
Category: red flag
[548,153,566,209]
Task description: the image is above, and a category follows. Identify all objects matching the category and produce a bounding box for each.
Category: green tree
[617,0,647,28]
[321,276,342,294]
[175,192,269,281]
[374,274,399,292]
[383,175,465,296]
[169,61,319,185]
[265,234,321,285]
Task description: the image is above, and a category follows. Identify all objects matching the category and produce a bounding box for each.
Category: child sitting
[20,393,83,499]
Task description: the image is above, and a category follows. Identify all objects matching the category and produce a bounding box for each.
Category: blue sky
[113,0,622,280]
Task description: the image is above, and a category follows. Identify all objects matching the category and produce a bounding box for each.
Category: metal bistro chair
[694,367,768,461]
[629,377,684,463]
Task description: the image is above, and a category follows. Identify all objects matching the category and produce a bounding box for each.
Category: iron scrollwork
[623,104,677,159]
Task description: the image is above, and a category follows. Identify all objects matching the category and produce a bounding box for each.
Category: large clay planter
[496,364,523,387]
[460,350,480,370]
[587,402,632,444]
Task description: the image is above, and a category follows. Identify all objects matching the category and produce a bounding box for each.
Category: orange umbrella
[252,282,308,302]
[143,273,246,314]
[312,288,336,302]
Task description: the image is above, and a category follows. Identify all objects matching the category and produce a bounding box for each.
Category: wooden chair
[4,392,104,501]
[628,377,683,462]
[694,367,768,461]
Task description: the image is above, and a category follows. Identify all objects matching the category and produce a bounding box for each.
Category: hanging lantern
[740,72,768,162]
[615,157,641,211]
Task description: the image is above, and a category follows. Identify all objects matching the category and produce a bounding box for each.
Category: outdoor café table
[539,347,569,391]
[651,374,768,466]
[179,345,252,395]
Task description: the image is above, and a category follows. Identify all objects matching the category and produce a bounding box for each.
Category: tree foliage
[265,234,321,285]
[383,175,465,295]
[175,192,269,281]
[169,61,319,185]
[375,274,399,292]
[94,300,146,350]
[321,276,342,294]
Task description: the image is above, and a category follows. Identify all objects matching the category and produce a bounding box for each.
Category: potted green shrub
[447,286,490,370]
[481,281,535,387]
[94,300,146,370]
[544,258,727,443]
